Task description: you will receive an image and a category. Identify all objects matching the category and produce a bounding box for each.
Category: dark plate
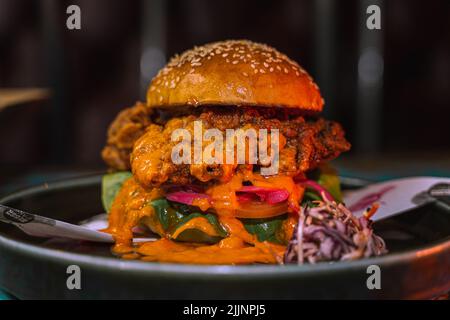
[0,175,449,299]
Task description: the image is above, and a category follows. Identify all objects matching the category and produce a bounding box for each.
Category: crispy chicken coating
[102,102,152,170]
[102,106,350,187]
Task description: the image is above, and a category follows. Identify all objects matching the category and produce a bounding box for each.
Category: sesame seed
[149,40,305,98]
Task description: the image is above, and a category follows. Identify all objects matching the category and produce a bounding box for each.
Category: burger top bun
[147,40,324,112]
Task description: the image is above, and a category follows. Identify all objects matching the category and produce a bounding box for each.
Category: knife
[0,204,155,243]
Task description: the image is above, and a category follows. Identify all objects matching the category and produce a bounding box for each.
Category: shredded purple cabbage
[284,198,387,264]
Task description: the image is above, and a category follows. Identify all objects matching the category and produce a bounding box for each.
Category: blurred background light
[140,46,166,84]
[358,47,384,87]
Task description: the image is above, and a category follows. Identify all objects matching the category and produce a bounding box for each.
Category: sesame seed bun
[147,40,324,112]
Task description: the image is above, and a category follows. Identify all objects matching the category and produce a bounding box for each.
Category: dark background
[1,0,450,191]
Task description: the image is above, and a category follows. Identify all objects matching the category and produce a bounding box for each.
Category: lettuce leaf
[101,171,132,213]
[241,215,287,244]
[305,163,342,202]
[148,199,228,243]
[149,198,185,230]
[170,212,228,243]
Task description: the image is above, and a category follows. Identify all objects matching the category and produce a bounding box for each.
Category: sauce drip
[105,171,303,264]
[137,238,286,264]
[198,169,304,216]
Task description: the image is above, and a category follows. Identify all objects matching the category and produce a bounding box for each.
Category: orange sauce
[196,169,304,216]
[171,216,220,239]
[105,171,303,264]
[103,177,163,253]
[137,238,286,264]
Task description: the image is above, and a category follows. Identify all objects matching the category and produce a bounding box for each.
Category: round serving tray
[0,175,448,299]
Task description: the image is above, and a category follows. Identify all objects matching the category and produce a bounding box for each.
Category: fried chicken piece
[129,108,350,188]
[296,118,350,172]
[102,102,152,170]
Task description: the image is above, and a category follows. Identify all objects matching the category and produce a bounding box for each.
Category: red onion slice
[297,179,334,202]
[237,186,290,204]
[166,191,211,206]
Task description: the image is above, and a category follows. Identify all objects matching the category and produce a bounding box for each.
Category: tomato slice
[234,200,289,218]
